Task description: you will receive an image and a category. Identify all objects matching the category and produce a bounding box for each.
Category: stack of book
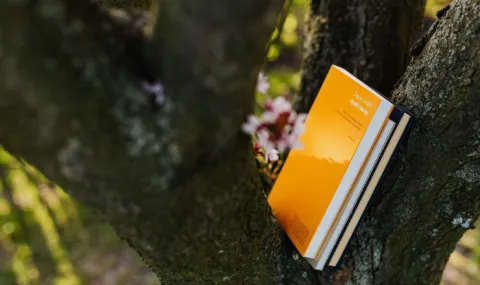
[267,65,412,270]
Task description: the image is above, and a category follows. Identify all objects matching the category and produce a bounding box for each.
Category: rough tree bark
[296,0,426,112]
[0,0,479,285]
[0,0,311,284]
[309,1,480,284]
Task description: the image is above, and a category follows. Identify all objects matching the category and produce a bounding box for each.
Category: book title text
[349,92,372,116]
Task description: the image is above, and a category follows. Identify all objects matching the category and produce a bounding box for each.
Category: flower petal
[272,97,292,114]
[241,115,260,134]
[257,129,272,149]
[261,111,278,124]
[265,148,279,162]
[257,72,270,94]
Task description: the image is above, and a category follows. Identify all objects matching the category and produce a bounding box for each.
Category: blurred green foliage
[0,148,159,285]
[425,0,452,18]
[267,0,307,64]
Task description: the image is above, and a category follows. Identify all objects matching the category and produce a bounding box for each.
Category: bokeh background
[1,0,477,284]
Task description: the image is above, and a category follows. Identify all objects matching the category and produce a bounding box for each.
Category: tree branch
[0,0,319,284]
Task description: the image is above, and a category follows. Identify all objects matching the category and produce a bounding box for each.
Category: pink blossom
[285,134,304,151]
[257,129,274,151]
[257,72,270,94]
[265,148,279,162]
[262,97,293,123]
[257,130,279,162]
[260,111,277,124]
[241,115,260,134]
[286,113,307,150]
[271,97,292,114]
[241,94,308,163]
[264,97,292,114]
[292,113,307,137]
[288,112,297,124]
[276,134,292,153]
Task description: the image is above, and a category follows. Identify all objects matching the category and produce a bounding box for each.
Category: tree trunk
[296,0,426,112]
[0,0,479,285]
[307,1,480,284]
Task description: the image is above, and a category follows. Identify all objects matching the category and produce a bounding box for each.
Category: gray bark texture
[0,0,479,285]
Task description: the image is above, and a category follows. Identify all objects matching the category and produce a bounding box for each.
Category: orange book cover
[267,65,392,258]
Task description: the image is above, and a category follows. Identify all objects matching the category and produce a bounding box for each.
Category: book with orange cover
[267,65,394,259]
